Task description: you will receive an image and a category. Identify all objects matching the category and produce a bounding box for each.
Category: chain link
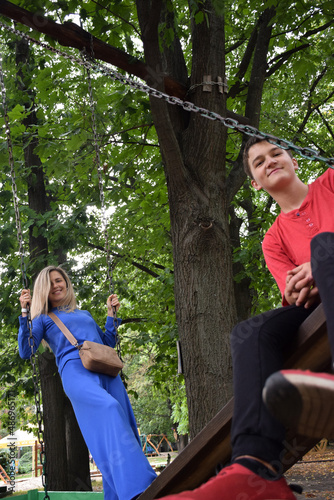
[27,314,50,499]
[0,53,29,290]
[82,46,123,363]
[0,51,49,499]
[0,21,333,170]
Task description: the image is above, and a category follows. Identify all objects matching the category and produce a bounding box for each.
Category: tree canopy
[0,0,333,440]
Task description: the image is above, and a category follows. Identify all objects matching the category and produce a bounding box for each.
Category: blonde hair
[30,266,77,319]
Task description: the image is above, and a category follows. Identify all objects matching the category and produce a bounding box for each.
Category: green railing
[12,490,104,499]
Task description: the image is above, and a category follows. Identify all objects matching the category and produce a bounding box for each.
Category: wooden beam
[138,304,329,499]
[0,0,249,124]
[0,1,162,87]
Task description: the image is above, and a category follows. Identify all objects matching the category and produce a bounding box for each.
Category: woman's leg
[61,360,156,500]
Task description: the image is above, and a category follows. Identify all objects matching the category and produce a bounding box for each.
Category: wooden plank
[139,304,329,499]
[139,400,233,499]
[284,304,330,372]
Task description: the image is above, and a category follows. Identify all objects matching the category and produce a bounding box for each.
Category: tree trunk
[38,352,93,491]
[15,38,92,491]
[15,38,49,278]
[38,352,69,490]
[64,397,92,491]
[137,0,236,437]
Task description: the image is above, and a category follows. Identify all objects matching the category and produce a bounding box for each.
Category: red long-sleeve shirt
[262,168,334,304]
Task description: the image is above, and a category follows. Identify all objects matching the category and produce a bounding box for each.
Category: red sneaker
[263,369,334,439]
[157,463,296,499]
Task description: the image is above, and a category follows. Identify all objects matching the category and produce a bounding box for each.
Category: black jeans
[230,232,334,467]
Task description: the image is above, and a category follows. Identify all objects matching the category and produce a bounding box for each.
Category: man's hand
[284,262,320,308]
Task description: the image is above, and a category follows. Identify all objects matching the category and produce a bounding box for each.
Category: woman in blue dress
[18,265,156,500]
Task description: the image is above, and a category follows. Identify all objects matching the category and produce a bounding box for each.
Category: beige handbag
[48,312,124,377]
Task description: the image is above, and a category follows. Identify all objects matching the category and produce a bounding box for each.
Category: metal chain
[27,318,50,500]
[82,45,123,363]
[0,20,333,169]
[0,49,50,500]
[0,53,28,290]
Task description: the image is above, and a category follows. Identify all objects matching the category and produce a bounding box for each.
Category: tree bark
[15,39,92,491]
[244,7,276,125]
[38,352,93,491]
[64,398,92,491]
[15,37,49,278]
[136,0,236,437]
[38,352,69,490]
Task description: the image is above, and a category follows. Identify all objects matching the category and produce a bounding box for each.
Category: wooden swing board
[139,304,330,499]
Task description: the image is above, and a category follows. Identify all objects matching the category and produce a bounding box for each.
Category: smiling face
[48,270,68,308]
[248,141,298,194]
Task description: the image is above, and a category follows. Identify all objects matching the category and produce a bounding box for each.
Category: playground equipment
[141,434,174,456]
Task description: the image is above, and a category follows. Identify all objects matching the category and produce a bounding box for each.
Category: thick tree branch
[120,317,146,325]
[316,107,334,141]
[301,19,334,39]
[90,0,141,36]
[86,242,172,278]
[0,0,184,96]
[292,67,328,141]
[267,20,334,78]
[244,7,276,126]
[136,0,189,188]
[0,0,248,124]
[228,22,259,99]
[226,7,276,202]
[266,43,310,78]
[225,38,246,55]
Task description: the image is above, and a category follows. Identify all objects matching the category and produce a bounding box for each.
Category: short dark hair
[243,137,293,180]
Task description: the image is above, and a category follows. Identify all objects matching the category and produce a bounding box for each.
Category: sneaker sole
[263,371,334,439]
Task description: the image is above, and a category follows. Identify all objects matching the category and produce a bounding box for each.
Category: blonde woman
[19,266,156,500]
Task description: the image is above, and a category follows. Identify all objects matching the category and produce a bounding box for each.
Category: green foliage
[18,450,33,474]
[0,450,10,475]
[125,347,187,440]
[0,0,333,434]
[0,9,178,430]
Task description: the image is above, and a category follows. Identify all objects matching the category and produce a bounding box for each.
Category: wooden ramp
[139,304,330,499]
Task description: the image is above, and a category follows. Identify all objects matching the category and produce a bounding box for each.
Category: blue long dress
[18,308,157,500]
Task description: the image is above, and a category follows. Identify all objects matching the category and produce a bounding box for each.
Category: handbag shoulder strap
[48,312,79,348]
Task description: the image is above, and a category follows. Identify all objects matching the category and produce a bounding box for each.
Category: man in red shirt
[159,137,334,500]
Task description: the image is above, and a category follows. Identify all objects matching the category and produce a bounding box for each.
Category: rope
[0,20,333,170]
[0,49,49,500]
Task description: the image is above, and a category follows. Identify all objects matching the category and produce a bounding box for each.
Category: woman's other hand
[107,294,120,317]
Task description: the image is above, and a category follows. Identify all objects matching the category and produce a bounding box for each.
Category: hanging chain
[0,53,28,290]
[83,43,122,362]
[0,51,49,500]
[0,21,333,169]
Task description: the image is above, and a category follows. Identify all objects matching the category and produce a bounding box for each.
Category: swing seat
[138,303,330,499]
